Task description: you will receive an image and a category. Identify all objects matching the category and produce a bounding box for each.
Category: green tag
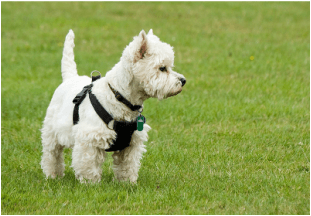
[137,115,145,131]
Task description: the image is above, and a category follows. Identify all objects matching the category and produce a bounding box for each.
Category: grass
[1,2,310,214]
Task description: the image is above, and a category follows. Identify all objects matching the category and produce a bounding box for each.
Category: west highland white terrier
[40,29,186,183]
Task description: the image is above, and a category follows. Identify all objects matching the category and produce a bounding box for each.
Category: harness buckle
[73,96,81,104]
[72,84,93,104]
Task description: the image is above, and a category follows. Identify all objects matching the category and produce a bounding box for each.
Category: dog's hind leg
[40,128,65,179]
[71,141,106,183]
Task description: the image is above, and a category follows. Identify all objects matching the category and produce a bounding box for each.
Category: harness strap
[108,83,142,111]
[88,91,113,125]
[73,84,93,125]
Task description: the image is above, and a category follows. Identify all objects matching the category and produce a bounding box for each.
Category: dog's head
[121,29,186,100]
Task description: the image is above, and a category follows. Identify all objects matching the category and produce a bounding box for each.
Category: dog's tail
[61,29,78,82]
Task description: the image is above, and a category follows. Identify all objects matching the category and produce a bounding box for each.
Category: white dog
[40,29,186,183]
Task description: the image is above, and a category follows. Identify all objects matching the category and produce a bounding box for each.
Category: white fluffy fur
[40,29,186,183]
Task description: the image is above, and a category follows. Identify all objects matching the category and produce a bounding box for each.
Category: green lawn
[1,2,310,214]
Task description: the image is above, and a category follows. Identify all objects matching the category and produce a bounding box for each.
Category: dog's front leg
[71,141,106,183]
[112,133,147,183]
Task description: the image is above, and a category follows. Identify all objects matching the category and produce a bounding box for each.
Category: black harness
[72,73,145,152]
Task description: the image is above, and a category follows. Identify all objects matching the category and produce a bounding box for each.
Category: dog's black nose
[179,78,186,87]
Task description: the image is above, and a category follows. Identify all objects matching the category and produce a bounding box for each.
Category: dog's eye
[159,66,167,72]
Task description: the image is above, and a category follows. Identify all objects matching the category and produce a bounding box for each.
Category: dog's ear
[134,30,148,63]
[148,29,153,35]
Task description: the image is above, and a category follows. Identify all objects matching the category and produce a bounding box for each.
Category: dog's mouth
[165,89,182,98]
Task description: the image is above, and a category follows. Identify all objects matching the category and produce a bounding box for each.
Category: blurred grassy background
[1,2,310,214]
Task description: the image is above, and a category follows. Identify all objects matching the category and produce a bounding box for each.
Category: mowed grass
[1,2,310,214]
